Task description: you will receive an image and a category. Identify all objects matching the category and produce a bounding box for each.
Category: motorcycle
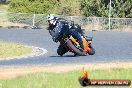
[48,21,95,56]
[56,31,95,56]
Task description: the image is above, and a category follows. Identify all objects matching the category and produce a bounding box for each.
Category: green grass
[0,5,8,12]
[0,68,131,88]
[0,41,32,59]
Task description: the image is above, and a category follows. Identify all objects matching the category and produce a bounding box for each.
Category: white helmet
[47,14,57,25]
[47,14,57,20]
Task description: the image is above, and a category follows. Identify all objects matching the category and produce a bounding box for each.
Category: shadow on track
[50,55,86,57]
[50,55,75,57]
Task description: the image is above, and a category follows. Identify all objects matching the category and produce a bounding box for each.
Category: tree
[80,0,132,18]
[111,0,132,18]
[80,0,109,17]
[8,0,59,14]
[8,0,81,16]
[56,0,81,16]
[8,0,132,17]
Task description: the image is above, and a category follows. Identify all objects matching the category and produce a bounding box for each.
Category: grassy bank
[0,5,8,12]
[0,41,32,59]
[0,68,131,88]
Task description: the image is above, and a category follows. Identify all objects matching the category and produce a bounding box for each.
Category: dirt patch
[0,61,132,79]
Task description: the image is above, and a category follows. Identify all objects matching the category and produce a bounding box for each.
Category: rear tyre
[67,40,87,56]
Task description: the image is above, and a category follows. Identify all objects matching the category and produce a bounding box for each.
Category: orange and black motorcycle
[56,32,95,56]
[49,22,95,56]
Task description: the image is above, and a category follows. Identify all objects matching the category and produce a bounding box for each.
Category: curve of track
[0,28,132,65]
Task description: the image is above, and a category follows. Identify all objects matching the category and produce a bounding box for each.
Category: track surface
[0,28,132,65]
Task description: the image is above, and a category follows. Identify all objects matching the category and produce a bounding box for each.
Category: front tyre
[88,47,95,55]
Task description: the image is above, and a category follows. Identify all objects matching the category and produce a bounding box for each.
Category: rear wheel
[67,40,87,56]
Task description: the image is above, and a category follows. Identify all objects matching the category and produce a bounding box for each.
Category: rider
[47,14,85,55]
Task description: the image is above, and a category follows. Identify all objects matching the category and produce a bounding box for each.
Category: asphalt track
[0,28,132,66]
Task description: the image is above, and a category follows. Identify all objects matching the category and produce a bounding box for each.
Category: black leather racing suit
[47,19,84,55]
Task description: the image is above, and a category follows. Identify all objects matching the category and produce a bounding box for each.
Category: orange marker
[85,71,88,78]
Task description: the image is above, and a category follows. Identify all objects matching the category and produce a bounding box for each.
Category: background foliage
[8,0,132,18]
[80,0,132,18]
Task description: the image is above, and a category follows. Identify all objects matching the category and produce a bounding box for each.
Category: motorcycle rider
[47,14,87,56]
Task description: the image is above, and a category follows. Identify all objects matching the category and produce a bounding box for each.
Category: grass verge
[0,68,131,88]
[0,5,8,12]
[0,41,32,59]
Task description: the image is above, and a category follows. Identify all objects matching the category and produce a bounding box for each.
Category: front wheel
[67,40,87,56]
[88,47,95,55]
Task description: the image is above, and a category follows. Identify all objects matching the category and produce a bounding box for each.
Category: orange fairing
[70,36,79,45]
[82,37,90,52]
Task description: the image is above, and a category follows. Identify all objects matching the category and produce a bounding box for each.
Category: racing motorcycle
[49,21,95,56]
[57,34,95,56]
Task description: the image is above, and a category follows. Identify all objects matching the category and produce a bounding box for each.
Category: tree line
[8,0,132,18]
